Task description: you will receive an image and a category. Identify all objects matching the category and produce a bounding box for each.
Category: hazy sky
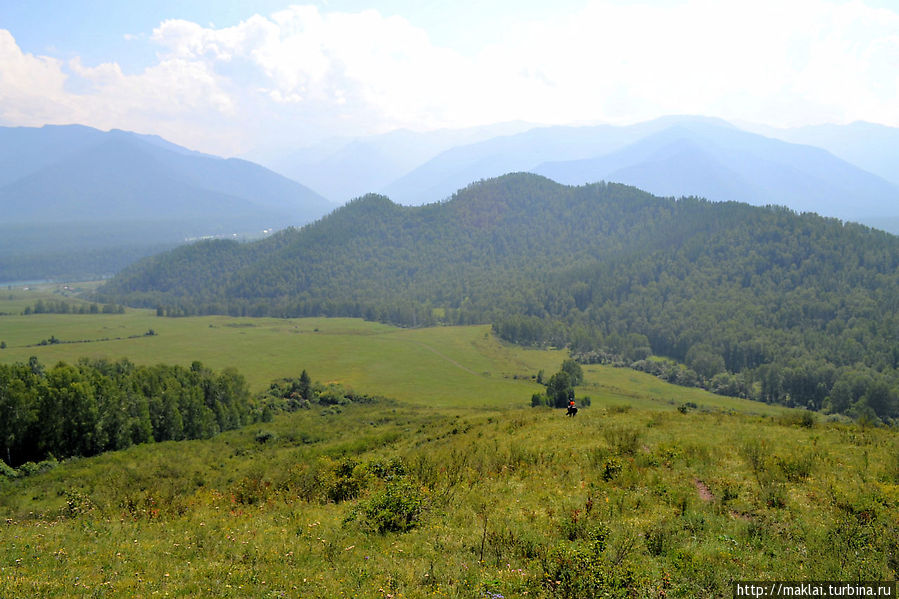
[2,0,898,156]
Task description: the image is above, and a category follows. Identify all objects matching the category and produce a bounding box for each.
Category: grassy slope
[1,403,897,597]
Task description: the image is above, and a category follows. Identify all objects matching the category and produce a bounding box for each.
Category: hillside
[1,389,897,597]
[99,173,899,420]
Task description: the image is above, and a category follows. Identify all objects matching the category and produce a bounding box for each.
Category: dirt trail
[694,478,714,502]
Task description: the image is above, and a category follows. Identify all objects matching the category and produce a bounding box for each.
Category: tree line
[0,357,253,467]
[23,299,125,315]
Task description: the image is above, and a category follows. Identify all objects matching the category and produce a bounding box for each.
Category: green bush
[361,478,425,533]
[644,521,676,557]
[0,460,18,478]
[776,410,815,428]
[15,458,58,477]
[231,475,273,505]
[327,458,367,503]
[560,511,609,543]
[601,457,622,482]
[740,438,770,477]
[255,430,278,444]
[63,488,95,517]
[531,393,550,407]
[367,456,407,480]
[540,535,634,598]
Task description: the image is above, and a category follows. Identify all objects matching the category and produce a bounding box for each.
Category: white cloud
[473,0,899,128]
[1,0,897,155]
[0,30,71,125]
[0,28,242,153]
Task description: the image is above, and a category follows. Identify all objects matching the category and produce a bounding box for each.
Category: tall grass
[1,402,896,597]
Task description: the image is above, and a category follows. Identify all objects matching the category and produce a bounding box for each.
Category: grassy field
[5,286,894,597]
[0,286,784,415]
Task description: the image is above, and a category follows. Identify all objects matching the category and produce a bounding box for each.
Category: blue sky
[2,0,897,156]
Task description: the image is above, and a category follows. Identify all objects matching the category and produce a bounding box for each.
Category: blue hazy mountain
[0,125,333,225]
[256,121,537,203]
[378,117,736,205]
[533,120,899,222]
[0,124,335,282]
[758,121,899,188]
[374,117,898,229]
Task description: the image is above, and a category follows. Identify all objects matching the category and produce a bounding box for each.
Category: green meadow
[0,287,782,415]
[1,287,896,597]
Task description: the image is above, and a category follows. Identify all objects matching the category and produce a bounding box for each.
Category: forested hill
[100,173,899,419]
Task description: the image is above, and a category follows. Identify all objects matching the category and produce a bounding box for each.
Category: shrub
[644,521,676,557]
[0,460,18,478]
[367,456,407,480]
[741,439,788,507]
[231,475,272,505]
[255,430,278,444]
[63,488,95,517]
[361,478,425,533]
[757,469,787,508]
[776,410,815,428]
[16,458,58,477]
[887,443,899,484]
[531,393,550,407]
[740,439,770,477]
[327,458,367,503]
[291,456,365,503]
[540,534,634,598]
[560,511,610,543]
[601,457,622,482]
[677,401,698,414]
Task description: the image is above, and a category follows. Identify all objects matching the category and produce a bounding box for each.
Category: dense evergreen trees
[0,358,252,467]
[99,174,899,420]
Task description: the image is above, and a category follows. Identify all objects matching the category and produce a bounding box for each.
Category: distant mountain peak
[0,124,334,228]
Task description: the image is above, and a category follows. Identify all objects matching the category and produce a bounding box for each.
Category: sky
[1,0,898,156]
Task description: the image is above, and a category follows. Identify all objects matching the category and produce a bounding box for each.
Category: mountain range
[3,115,898,283]
[250,116,899,233]
[251,121,536,203]
[533,119,899,221]
[0,124,332,226]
